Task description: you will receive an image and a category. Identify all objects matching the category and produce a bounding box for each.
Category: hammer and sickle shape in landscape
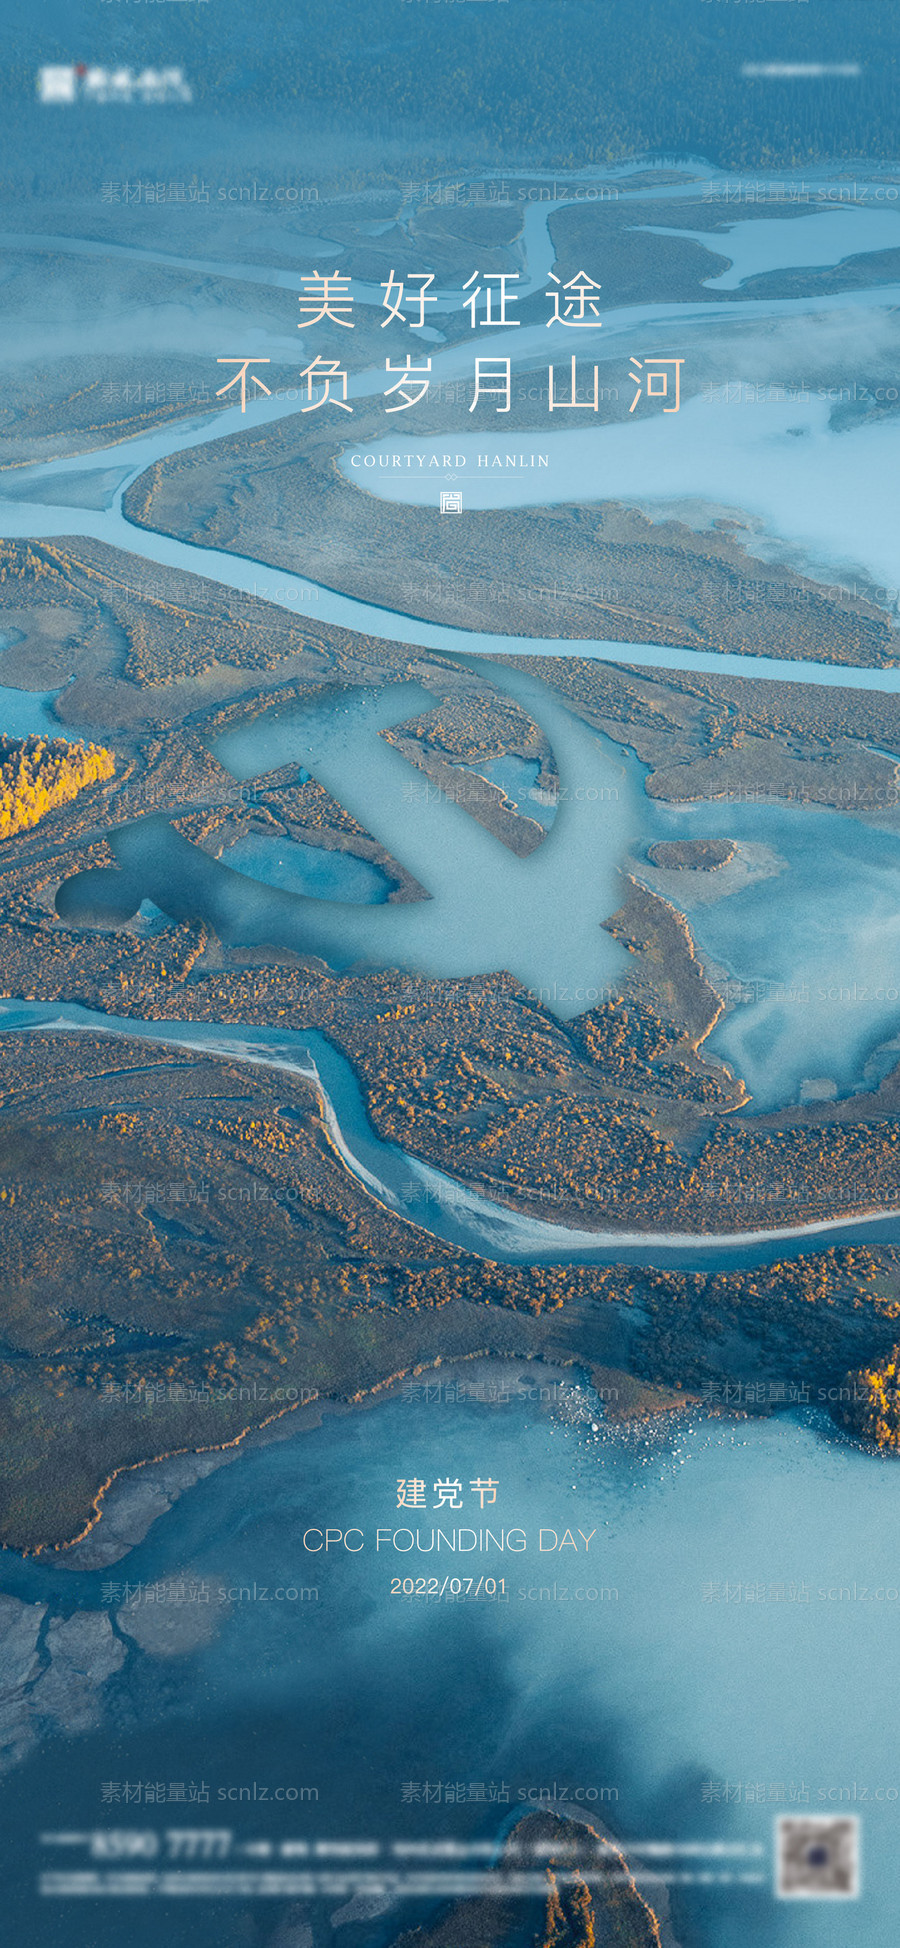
[56,659,636,1021]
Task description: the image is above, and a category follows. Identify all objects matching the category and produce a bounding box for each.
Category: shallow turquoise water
[210,663,900,1107]
[209,668,639,1016]
[1,171,900,1948]
[2,1002,899,1262]
[645,794,900,1110]
[1,1383,897,1948]
[223,832,393,905]
[0,678,71,739]
[478,753,556,828]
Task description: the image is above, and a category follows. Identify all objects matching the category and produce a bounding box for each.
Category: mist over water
[644,796,900,1109]
[210,664,900,1111]
[1,1386,897,1948]
[210,669,638,1012]
[3,127,900,1948]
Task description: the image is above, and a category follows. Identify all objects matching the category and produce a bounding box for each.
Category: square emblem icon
[776,1816,859,1899]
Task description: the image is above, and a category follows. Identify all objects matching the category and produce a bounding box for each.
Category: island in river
[5,136,900,1948]
[0,535,900,1562]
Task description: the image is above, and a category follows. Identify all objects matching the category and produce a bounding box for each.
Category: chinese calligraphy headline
[397,1478,499,1508]
[216,269,683,415]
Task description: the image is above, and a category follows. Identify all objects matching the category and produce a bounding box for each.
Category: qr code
[776,1816,859,1899]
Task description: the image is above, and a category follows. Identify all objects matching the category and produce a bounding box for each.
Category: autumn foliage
[0,735,115,840]
[841,1351,900,1452]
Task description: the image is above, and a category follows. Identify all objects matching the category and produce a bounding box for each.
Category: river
[2,164,900,1948]
[2,1001,900,1269]
[3,177,900,1233]
[1,1375,898,1948]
